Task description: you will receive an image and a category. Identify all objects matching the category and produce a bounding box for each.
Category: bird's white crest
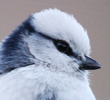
[32,8,91,55]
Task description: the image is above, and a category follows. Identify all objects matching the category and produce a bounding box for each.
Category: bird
[0,8,101,100]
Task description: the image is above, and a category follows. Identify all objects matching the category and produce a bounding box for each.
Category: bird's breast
[0,65,96,100]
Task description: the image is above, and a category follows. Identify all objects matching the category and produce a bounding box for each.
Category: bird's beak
[79,56,102,70]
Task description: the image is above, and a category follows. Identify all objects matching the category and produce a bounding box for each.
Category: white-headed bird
[0,9,101,100]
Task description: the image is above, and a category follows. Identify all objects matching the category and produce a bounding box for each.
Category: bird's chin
[33,58,87,76]
[33,58,51,68]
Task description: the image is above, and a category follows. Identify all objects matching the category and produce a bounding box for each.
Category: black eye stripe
[37,32,77,57]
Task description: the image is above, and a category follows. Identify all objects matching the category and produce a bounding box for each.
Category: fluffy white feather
[32,9,91,55]
[0,8,100,100]
[0,65,95,100]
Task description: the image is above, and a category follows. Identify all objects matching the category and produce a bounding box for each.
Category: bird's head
[0,9,101,77]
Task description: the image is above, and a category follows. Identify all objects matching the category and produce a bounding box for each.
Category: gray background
[0,0,110,100]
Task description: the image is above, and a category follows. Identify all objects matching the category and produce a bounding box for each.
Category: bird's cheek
[68,60,80,69]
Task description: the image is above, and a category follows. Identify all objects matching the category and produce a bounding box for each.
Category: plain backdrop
[0,0,110,100]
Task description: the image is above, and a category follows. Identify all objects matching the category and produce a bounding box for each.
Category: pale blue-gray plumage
[0,9,101,100]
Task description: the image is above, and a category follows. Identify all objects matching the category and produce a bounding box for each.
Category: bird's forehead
[31,9,91,55]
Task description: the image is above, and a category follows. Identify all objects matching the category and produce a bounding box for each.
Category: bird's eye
[54,40,73,56]
[55,40,69,53]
